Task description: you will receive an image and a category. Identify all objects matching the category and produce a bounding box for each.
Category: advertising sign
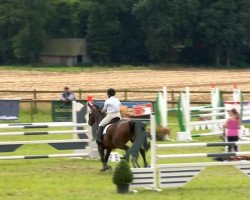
[52,100,86,122]
[0,99,20,120]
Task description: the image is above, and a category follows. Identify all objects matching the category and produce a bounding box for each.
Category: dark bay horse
[87,102,150,171]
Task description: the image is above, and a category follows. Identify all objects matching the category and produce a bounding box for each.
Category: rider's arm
[102,100,108,113]
[101,108,107,113]
[67,93,75,101]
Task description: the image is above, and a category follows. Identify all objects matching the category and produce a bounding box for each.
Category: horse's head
[87,102,104,126]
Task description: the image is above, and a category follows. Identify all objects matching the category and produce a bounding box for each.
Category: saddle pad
[103,124,112,135]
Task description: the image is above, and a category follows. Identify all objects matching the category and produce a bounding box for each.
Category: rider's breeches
[99,112,121,127]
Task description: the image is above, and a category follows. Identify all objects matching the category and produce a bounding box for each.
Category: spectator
[224,108,240,152]
[60,87,75,102]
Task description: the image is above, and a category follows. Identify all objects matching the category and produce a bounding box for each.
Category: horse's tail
[128,121,150,157]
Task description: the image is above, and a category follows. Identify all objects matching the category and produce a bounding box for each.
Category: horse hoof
[107,166,112,171]
[100,166,112,172]
[144,163,149,168]
[100,168,107,172]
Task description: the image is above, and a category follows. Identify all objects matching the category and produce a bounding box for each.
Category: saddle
[103,117,120,134]
[109,117,120,124]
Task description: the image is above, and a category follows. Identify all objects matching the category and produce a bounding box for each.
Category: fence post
[124,89,128,101]
[79,89,82,100]
[33,89,37,111]
[30,100,34,122]
[171,90,175,108]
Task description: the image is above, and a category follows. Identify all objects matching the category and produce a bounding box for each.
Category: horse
[87,102,150,171]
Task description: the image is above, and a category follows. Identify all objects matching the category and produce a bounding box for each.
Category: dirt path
[1,68,250,100]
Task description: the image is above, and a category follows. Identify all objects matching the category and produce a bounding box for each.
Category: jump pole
[162,87,168,140]
[130,114,159,192]
[72,99,99,159]
[177,86,225,141]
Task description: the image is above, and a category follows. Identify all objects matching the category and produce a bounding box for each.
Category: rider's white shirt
[103,96,121,113]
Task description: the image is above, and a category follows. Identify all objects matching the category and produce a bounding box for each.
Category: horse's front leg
[97,145,106,171]
[121,145,129,161]
[103,149,112,171]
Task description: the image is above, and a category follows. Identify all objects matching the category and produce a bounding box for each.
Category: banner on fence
[0,99,20,120]
[242,102,250,123]
[51,100,86,122]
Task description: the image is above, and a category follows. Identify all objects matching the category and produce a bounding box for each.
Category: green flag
[154,92,161,126]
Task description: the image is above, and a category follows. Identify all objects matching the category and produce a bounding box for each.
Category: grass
[1,160,250,200]
[0,109,250,199]
[0,65,149,73]
[1,64,249,73]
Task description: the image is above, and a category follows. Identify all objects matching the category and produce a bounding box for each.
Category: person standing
[60,87,75,102]
[224,108,240,152]
[96,88,121,144]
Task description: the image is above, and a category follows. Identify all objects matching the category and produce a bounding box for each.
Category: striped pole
[0,123,88,129]
[157,160,250,168]
[163,87,168,140]
[157,151,250,159]
[191,107,225,112]
[0,139,90,152]
[185,87,191,140]
[0,139,88,145]
[190,119,225,126]
[150,114,158,190]
[0,130,88,136]
[191,112,226,117]
[192,132,222,137]
[156,141,250,149]
[0,122,76,127]
[240,137,250,141]
[0,153,89,160]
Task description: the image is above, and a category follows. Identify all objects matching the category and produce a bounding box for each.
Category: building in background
[39,38,91,66]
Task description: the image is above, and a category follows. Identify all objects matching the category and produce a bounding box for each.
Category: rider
[96,88,121,144]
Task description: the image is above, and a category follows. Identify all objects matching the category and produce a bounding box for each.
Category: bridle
[88,102,105,125]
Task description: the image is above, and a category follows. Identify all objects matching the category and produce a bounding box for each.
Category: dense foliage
[0,0,250,66]
[112,160,133,185]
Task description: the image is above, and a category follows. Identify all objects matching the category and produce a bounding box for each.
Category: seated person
[60,87,75,102]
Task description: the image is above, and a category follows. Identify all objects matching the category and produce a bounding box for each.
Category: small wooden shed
[39,38,91,66]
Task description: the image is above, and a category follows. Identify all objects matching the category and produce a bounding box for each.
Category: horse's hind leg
[123,145,140,168]
[132,154,140,168]
[140,148,149,167]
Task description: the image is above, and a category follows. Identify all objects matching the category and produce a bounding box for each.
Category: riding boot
[96,126,104,145]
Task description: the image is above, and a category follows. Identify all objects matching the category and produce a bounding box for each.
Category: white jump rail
[0,139,89,145]
[0,123,88,129]
[0,101,99,160]
[156,141,250,148]
[135,114,250,191]
[0,130,88,136]
[0,153,90,160]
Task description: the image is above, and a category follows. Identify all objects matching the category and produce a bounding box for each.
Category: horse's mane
[94,104,101,110]
[93,104,106,118]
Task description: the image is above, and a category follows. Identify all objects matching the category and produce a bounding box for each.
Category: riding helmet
[107,88,116,97]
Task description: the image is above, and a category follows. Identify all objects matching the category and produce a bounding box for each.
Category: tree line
[0,0,250,67]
